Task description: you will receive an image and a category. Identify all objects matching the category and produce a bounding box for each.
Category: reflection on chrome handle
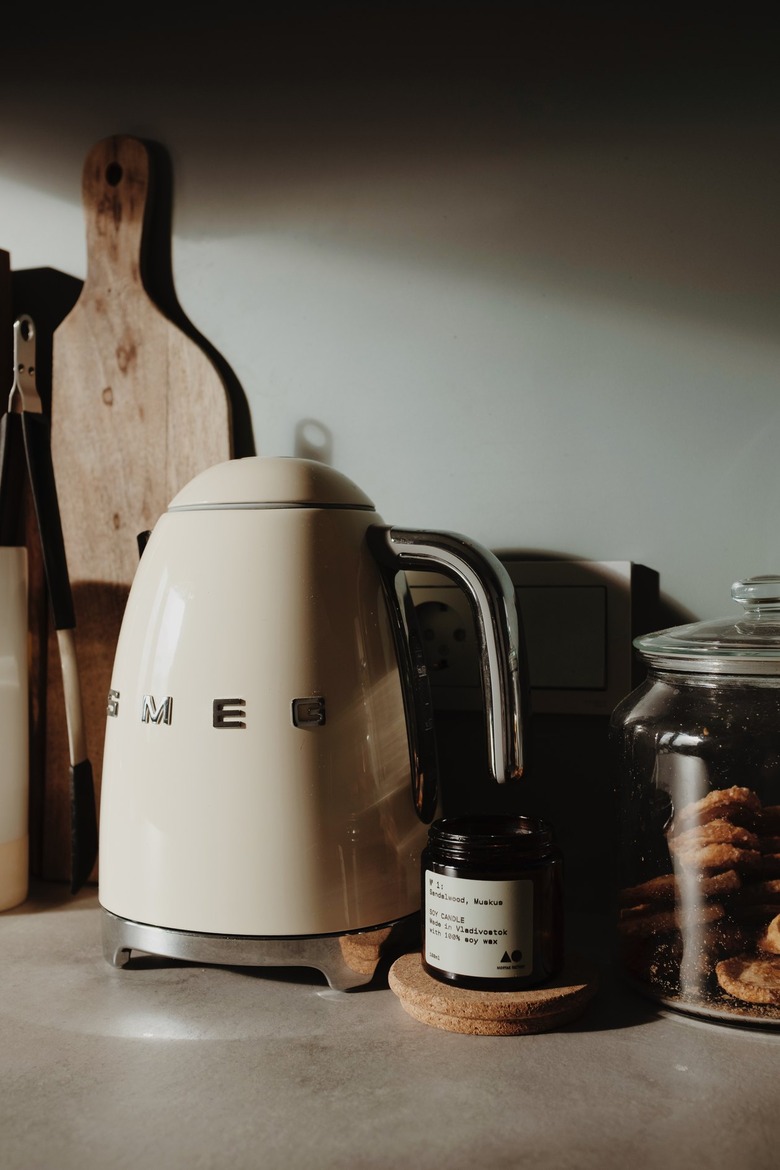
[381,526,527,783]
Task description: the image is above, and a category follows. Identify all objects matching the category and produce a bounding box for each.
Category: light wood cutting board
[45,135,235,882]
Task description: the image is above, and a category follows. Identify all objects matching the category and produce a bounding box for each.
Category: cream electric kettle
[99,456,526,988]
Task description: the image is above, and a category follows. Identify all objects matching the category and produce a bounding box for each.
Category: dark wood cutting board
[45,135,236,882]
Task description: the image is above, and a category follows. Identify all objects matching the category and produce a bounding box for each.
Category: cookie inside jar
[611,576,780,1028]
[618,784,780,1024]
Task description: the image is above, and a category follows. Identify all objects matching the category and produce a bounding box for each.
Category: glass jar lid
[635,576,780,676]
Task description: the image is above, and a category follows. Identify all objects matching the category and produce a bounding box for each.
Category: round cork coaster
[388,952,599,1035]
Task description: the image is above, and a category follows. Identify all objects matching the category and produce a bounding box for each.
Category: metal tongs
[0,314,98,892]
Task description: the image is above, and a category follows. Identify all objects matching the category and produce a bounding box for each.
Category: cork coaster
[388,952,599,1035]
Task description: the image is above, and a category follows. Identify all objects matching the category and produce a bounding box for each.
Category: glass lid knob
[731,576,780,613]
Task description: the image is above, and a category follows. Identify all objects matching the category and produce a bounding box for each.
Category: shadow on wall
[140,139,255,459]
[2,9,778,347]
[495,548,696,630]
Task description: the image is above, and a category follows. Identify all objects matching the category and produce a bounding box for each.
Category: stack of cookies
[619,785,780,1019]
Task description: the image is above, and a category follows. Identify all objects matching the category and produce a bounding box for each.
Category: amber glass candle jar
[421,814,564,991]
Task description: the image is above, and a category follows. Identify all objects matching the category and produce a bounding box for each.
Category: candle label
[424,870,534,979]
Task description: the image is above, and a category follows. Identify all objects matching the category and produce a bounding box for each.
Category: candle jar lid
[426,814,556,862]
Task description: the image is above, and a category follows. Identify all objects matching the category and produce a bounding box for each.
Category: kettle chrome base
[101,908,420,991]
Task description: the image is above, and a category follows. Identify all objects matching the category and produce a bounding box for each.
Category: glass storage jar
[610,576,780,1028]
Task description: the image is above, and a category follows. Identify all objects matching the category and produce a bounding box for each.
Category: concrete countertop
[1,884,778,1170]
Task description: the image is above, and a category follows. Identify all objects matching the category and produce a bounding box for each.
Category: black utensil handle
[70,759,99,894]
[0,411,27,547]
[19,410,76,631]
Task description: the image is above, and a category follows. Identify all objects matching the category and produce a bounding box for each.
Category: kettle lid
[168,456,376,510]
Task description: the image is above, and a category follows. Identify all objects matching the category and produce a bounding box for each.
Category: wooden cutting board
[45,135,235,882]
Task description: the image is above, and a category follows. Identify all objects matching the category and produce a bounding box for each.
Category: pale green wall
[2,8,777,623]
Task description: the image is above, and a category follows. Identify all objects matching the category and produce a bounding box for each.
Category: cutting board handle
[82,136,151,291]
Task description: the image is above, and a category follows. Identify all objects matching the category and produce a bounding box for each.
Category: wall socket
[408,560,658,716]
[409,581,482,692]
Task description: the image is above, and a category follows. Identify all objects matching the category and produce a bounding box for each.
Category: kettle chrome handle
[369,526,528,785]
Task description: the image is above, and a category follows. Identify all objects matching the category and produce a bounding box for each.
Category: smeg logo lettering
[106,691,326,731]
